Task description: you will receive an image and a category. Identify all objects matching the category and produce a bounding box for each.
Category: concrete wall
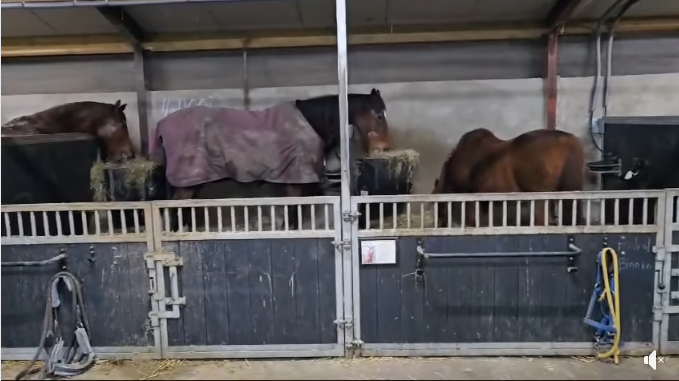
[3,35,679,194]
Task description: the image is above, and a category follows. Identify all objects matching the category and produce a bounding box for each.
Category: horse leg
[170,187,195,232]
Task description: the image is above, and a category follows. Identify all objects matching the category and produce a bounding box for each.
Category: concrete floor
[2,356,676,380]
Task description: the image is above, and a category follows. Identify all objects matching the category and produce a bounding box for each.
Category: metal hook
[88,246,96,264]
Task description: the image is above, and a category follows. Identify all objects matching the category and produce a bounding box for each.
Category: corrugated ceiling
[2,0,677,38]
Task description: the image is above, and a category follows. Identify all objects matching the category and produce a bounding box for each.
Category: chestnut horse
[433,128,586,227]
[1,100,135,162]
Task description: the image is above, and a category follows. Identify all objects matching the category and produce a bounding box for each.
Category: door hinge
[653,246,666,261]
[342,211,360,223]
[332,239,351,251]
[653,306,664,322]
[346,339,363,350]
[334,318,353,329]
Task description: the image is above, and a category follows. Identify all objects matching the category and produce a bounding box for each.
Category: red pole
[544,31,559,130]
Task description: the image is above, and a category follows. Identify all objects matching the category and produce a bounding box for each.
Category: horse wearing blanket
[150,89,391,228]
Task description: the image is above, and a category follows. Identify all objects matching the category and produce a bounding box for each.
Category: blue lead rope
[583,250,618,346]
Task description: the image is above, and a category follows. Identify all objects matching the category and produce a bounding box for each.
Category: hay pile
[367,149,420,181]
[395,207,437,229]
[90,158,158,202]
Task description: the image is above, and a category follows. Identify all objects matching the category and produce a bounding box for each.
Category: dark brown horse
[1,100,135,162]
[152,89,391,230]
[155,89,391,202]
[433,128,586,227]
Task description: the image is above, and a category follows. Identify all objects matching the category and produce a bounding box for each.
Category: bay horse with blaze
[433,128,586,227]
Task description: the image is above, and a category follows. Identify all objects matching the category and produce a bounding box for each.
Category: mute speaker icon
[644,350,657,370]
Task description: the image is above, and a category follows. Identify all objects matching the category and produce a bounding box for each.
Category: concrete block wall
[3,36,678,194]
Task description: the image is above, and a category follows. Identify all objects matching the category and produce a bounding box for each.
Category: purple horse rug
[150,102,325,188]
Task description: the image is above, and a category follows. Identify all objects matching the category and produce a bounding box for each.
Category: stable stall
[1,0,678,366]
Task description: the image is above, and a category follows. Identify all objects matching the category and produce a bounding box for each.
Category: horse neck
[296,95,351,151]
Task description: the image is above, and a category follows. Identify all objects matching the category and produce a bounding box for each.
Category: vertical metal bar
[94,211,101,235]
[586,200,592,226]
[392,203,397,229]
[502,200,508,227]
[643,198,649,225]
[217,207,223,232]
[17,213,25,236]
[336,0,353,354]
[4,213,11,236]
[244,207,249,232]
[558,199,563,226]
[379,202,384,230]
[297,205,303,231]
[133,209,140,234]
[447,201,452,228]
[106,210,113,235]
[488,201,494,227]
[365,202,371,229]
[56,211,63,236]
[654,191,669,353]
[628,198,634,225]
[163,208,169,232]
[311,204,316,231]
[230,207,236,232]
[284,205,289,231]
[271,205,277,231]
[120,209,127,234]
[67,211,74,236]
[190,207,197,232]
[43,211,51,236]
[257,205,263,232]
[242,48,251,110]
[406,202,411,229]
[324,204,330,230]
[31,212,38,236]
[204,207,210,232]
[133,44,150,155]
[461,201,466,228]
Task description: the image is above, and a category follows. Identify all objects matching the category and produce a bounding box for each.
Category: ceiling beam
[546,0,596,29]
[96,6,145,44]
[3,17,678,58]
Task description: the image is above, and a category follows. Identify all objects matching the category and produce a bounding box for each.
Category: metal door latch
[332,240,351,251]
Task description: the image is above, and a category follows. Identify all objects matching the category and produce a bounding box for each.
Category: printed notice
[361,240,397,265]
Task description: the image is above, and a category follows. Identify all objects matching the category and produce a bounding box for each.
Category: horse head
[97,100,136,162]
[350,88,391,155]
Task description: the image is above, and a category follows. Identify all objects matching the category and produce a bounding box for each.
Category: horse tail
[558,137,586,225]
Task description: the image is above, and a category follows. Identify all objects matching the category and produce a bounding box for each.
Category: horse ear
[371,88,381,97]
[119,103,127,112]
[114,100,122,108]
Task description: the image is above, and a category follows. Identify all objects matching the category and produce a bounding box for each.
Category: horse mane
[294,93,386,151]
[2,101,127,134]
